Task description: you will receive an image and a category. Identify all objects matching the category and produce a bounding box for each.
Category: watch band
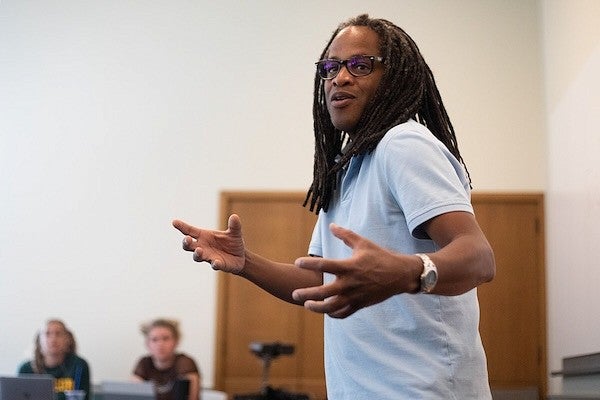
[416,253,438,293]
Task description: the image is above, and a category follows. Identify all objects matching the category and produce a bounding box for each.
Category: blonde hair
[140,318,181,341]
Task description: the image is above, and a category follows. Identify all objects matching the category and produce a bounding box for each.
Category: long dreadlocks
[304,14,470,213]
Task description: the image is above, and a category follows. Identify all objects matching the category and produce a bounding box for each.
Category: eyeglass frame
[315,55,385,80]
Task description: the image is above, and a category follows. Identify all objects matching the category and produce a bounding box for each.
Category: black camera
[233,341,310,400]
[249,342,294,359]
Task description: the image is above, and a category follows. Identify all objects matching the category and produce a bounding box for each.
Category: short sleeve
[175,354,199,375]
[133,357,149,378]
[380,123,472,238]
[18,361,34,374]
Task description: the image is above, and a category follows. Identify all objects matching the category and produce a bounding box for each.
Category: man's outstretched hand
[172,214,246,274]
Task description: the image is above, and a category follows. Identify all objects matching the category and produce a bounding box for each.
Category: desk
[549,352,600,400]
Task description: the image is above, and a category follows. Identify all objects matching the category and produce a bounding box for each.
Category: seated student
[132,318,201,400]
[18,319,91,400]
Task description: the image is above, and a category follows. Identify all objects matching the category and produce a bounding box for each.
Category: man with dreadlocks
[174,14,495,399]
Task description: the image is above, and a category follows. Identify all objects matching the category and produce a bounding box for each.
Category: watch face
[417,254,438,293]
[423,270,437,287]
[421,268,438,292]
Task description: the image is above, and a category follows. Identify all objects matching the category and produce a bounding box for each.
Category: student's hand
[173,214,246,274]
[292,223,420,318]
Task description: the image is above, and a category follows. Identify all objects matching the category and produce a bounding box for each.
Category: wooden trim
[472,191,544,203]
[220,190,307,203]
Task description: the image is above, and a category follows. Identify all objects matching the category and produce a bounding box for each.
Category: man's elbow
[480,245,496,284]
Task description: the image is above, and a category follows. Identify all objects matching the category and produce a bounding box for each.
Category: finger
[172,219,201,237]
[303,297,355,318]
[210,259,221,270]
[327,304,355,319]
[181,236,197,251]
[192,248,222,268]
[329,223,362,249]
[192,248,207,263]
[227,214,242,235]
[292,283,339,302]
[295,256,346,275]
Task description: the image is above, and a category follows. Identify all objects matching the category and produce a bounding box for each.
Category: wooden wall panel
[472,193,546,399]
[215,192,323,399]
[214,191,546,400]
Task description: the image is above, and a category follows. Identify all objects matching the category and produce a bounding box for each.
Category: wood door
[214,191,546,400]
[472,193,546,399]
[214,192,323,399]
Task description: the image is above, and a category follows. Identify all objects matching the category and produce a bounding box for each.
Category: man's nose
[332,65,353,85]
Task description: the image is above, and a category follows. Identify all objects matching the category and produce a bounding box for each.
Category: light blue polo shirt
[308,120,492,399]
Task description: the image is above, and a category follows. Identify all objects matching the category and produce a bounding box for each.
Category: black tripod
[233,342,310,400]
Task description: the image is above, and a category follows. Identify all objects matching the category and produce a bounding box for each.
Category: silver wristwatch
[416,253,438,293]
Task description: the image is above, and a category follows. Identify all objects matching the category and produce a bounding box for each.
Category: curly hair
[140,318,181,341]
[304,14,469,213]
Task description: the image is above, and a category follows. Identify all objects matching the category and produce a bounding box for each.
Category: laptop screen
[97,381,155,400]
[0,375,54,400]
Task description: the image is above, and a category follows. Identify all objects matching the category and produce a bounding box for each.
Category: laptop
[0,375,54,400]
[98,381,155,400]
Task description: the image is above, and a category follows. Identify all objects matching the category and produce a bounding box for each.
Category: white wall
[0,0,545,390]
[543,0,600,394]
